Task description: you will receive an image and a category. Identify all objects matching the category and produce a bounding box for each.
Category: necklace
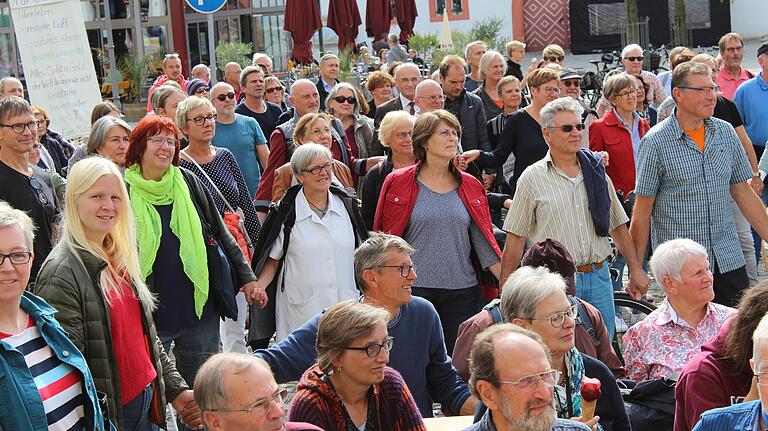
[307,197,329,218]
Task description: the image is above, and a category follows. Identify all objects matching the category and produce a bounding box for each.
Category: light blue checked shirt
[462,410,591,431]
[635,109,753,273]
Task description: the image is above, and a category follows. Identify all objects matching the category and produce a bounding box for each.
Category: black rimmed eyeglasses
[374,264,416,277]
[345,336,394,357]
[0,252,32,266]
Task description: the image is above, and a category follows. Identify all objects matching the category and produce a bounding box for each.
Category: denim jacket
[0,291,107,431]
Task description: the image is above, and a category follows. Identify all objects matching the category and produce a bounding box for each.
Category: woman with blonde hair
[474,50,508,119]
[271,112,354,202]
[34,157,200,430]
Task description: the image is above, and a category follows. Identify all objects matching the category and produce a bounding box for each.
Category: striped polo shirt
[1,316,85,431]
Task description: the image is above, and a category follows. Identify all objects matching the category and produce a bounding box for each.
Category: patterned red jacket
[288,365,426,431]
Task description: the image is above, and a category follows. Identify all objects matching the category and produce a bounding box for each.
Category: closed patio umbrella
[285,0,322,64]
[365,0,392,40]
[394,0,418,44]
[327,0,362,53]
[439,9,453,50]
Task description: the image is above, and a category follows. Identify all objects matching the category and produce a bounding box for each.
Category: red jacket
[373,163,502,297]
[588,110,650,197]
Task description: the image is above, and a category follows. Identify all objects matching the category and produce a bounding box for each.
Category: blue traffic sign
[185,0,226,14]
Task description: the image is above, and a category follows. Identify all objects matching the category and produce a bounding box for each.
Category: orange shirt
[684,127,706,152]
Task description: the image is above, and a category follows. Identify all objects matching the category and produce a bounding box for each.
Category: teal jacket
[0,291,107,431]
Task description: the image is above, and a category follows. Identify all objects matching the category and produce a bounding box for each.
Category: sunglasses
[265,86,283,94]
[547,123,586,133]
[562,80,580,87]
[544,56,564,62]
[216,92,236,101]
[625,56,644,62]
[332,96,356,104]
[29,177,49,205]
[195,87,210,95]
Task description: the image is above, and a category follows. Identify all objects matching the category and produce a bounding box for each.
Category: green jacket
[33,245,188,430]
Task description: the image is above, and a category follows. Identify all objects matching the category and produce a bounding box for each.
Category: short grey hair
[0,200,35,249]
[194,353,273,429]
[650,238,708,283]
[500,266,567,321]
[319,53,339,66]
[326,82,362,116]
[379,110,414,148]
[388,33,400,43]
[478,50,507,82]
[354,232,414,291]
[290,142,332,175]
[540,97,584,129]
[175,96,213,131]
[0,76,22,95]
[753,312,768,367]
[497,76,520,94]
[252,52,272,67]
[239,65,263,88]
[602,73,639,101]
[317,301,391,374]
[465,40,487,61]
[0,95,32,123]
[87,116,132,155]
[191,64,209,76]
[152,85,185,113]
[622,44,643,58]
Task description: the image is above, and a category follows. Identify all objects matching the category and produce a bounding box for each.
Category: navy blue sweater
[255,296,471,417]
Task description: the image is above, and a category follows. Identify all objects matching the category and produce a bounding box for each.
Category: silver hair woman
[326,82,377,162]
[476,50,508,119]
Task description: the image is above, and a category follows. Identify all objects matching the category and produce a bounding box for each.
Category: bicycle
[646,44,670,75]
[581,51,621,110]
[612,292,657,365]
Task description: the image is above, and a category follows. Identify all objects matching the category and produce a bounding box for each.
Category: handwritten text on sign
[10,0,101,138]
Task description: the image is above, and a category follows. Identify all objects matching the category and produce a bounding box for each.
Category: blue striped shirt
[635,111,753,273]
[692,399,760,431]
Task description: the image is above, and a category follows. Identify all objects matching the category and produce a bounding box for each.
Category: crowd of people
[2,29,768,431]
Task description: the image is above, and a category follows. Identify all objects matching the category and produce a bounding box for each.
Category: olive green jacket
[33,245,188,430]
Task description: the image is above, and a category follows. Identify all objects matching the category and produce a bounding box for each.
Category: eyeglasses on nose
[523,304,579,327]
[547,123,586,133]
[394,131,413,140]
[562,80,581,87]
[216,92,236,101]
[195,87,210,95]
[187,114,217,126]
[544,56,565,62]
[302,161,333,175]
[624,56,644,62]
[147,137,179,148]
[208,388,288,417]
[678,85,720,96]
[345,336,394,357]
[436,129,460,139]
[265,87,284,94]
[542,87,562,95]
[374,264,416,277]
[0,251,32,266]
[0,120,39,134]
[496,370,562,391]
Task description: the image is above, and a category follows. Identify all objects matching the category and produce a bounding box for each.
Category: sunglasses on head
[216,92,236,101]
[625,56,644,62]
[332,96,356,104]
[545,56,564,62]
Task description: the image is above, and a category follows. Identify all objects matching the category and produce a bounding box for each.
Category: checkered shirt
[635,110,753,273]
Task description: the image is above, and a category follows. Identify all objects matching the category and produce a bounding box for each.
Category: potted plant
[338,45,358,86]
[119,50,150,120]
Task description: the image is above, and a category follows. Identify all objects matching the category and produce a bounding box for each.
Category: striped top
[0,316,85,431]
[503,152,628,266]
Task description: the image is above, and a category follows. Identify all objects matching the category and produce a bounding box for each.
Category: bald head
[289,79,320,116]
[191,64,211,83]
[0,77,24,98]
[224,62,242,88]
[393,63,421,101]
[415,79,444,113]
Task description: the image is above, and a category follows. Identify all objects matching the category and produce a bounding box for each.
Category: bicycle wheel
[612,293,657,365]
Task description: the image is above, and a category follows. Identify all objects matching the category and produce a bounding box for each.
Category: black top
[0,161,59,280]
[505,59,524,81]
[235,100,284,142]
[474,86,503,121]
[365,99,377,120]
[476,109,546,195]
[714,95,743,128]
[361,156,394,230]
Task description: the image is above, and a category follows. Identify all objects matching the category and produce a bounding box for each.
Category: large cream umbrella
[439,9,453,50]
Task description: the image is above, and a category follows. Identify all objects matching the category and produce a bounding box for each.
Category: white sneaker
[615,314,629,333]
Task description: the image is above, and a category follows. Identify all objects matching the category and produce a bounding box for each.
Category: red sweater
[373,163,502,298]
[588,110,650,197]
[108,276,157,404]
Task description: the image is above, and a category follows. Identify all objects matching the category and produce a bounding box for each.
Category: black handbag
[202,220,239,320]
[622,378,676,431]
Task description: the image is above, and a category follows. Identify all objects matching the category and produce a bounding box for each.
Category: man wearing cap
[632,62,768,308]
[559,68,598,148]
[453,239,626,381]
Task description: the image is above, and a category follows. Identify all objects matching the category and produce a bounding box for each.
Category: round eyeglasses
[524,304,578,328]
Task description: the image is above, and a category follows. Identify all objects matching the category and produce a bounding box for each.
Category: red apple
[580,377,602,402]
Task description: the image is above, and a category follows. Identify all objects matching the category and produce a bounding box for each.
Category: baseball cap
[521,238,577,296]
[560,69,581,81]
[758,42,768,58]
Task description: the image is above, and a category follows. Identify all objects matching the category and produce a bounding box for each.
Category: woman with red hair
[123,115,264,429]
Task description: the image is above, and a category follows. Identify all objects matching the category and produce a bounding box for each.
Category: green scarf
[125,165,209,317]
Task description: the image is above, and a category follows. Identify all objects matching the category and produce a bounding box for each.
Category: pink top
[622,298,735,381]
[717,67,753,99]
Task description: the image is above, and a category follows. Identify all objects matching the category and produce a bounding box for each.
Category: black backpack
[248,183,369,343]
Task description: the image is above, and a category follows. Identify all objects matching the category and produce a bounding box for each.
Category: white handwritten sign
[10,0,101,138]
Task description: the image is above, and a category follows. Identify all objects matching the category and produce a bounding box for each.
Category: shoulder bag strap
[180,148,237,214]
